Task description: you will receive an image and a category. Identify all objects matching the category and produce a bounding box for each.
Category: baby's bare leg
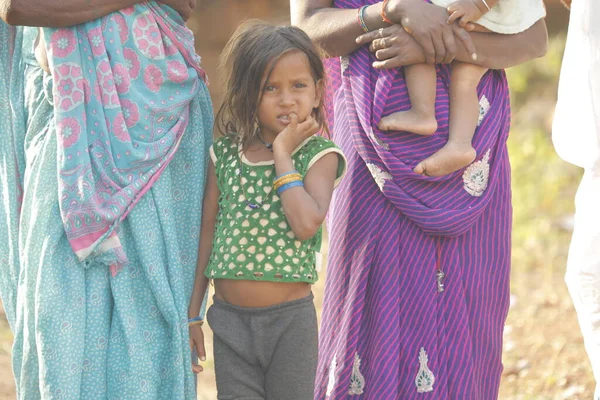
[378,63,437,135]
[414,62,488,177]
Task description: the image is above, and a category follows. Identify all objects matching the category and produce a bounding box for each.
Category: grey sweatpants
[206,293,318,400]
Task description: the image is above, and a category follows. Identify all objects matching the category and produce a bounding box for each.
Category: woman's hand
[189,325,206,374]
[160,0,197,21]
[385,0,476,64]
[272,113,320,156]
[357,25,426,68]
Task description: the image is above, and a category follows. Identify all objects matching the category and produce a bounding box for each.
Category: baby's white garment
[431,0,546,34]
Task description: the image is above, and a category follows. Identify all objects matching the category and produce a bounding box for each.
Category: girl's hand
[159,0,196,21]
[386,0,476,64]
[272,113,320,156]
[189,325,206,374]
[446,0,484,29]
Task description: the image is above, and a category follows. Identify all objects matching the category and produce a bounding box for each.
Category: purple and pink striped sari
[316,1,512,398]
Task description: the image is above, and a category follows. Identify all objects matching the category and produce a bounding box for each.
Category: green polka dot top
[205,135,347,284]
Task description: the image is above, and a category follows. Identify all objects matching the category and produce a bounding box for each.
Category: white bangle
[480,0,491,11]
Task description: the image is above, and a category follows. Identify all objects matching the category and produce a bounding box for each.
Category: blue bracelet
[188,316,203,323]
[277,180,304,196]
[358,5,370,33]
[275,170,300,180]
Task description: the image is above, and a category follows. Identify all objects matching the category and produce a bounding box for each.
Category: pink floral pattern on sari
[144,64,164,92]
[53,63,85,112]
[50,29,77,58]
[87,27,106,57]
[43,3,206,273]
[112,113,131,143]
[123,48,141,79]
[96,59,119,108]
[121,99,140,128]
[133,11,165,60]
[167,61,188,83]
[111,14,130,45]
[57,117,82,148]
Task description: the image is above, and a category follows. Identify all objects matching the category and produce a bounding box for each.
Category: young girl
[375,0,545,176]
[187,21,346,399]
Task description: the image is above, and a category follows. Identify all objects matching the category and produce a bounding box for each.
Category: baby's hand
[446,0,485,29]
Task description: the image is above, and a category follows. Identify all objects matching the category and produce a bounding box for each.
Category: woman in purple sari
[292,1,547,398]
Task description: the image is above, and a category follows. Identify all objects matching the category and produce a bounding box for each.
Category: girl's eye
[294,83,307,89]
[264,85,276,92]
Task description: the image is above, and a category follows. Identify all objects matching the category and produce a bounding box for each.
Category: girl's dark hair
[215,20,328,149]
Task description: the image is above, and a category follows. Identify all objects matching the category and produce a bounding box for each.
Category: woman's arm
[360,20,547,70]
[293,0,547,69]
[466,19,548,69]
[291,0,390,58]
[1,0,142,27]
[292,0,473,64]
[1,0,195,27]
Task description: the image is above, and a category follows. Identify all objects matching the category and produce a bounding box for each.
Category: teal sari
[0,15,212,399]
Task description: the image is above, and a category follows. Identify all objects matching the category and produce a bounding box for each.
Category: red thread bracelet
[381,0,393,24]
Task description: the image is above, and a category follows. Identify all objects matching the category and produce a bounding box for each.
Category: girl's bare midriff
[214,279,311,308]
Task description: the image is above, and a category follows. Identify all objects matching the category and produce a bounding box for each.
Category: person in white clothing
[553,0,600,398]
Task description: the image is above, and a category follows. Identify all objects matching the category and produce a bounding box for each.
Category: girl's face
[256,50,321,139]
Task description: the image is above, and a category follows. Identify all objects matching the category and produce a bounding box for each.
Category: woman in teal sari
[0,1,213,398]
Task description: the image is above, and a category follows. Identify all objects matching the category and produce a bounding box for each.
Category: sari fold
[0,24,26,332]
[44,2,207,273]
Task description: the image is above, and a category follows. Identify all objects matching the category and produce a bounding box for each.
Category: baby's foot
[378,109,438,136]
[414,141,477,177]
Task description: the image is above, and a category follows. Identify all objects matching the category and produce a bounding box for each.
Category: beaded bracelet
[273,175,302,190]
[188,316,204,327]
[357,5,370,33]
[380,0,393,24]
[273,173,303,191]
[276,170,300,180]
[277,180,304,196]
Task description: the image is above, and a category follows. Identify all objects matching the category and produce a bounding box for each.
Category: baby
[379,0,546,176]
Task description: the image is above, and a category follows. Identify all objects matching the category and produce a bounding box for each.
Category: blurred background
[0,1,591,399]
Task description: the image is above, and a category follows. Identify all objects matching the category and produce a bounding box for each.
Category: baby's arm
[446,0,500,29]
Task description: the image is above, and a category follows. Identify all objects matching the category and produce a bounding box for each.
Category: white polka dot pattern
[206,136,346,284]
